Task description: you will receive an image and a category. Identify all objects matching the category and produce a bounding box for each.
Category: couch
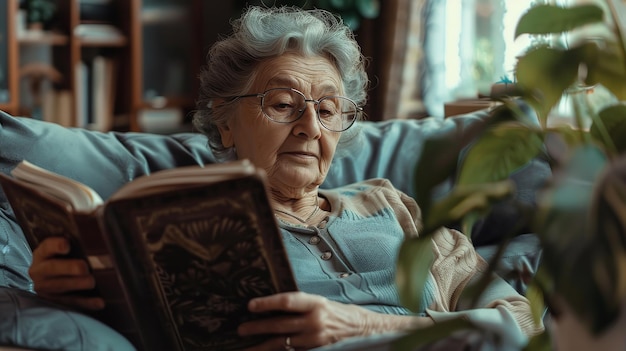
[0,108,551,350]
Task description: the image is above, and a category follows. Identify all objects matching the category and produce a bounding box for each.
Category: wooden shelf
[141,6,189,24]
[141,96,194,109]
[18,31,69,46]
[4,0,210,132]
[78,36,128,47]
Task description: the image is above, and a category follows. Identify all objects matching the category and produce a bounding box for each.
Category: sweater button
[321,251,332,260]
[309,236,321,245]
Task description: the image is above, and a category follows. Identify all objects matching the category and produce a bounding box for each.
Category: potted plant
[23,0,56,31]
[394,1,626,350]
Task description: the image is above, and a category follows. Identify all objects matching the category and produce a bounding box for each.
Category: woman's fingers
[248,291,326,314]
[31,237,71,262]
[240,292,346,350]
[239,312,308,335]
[30,257,90,279]
[28,236,105,311]
[38,292,105,311]
[30,237,91,292]
[31,267,95,293]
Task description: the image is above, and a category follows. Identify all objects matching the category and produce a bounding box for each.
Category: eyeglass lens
[261,89,357,131]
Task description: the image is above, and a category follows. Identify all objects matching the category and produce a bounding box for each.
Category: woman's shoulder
[326,178,399,194]
[320,178,409,207]
[319,178,402,210]
[320,179,421,237]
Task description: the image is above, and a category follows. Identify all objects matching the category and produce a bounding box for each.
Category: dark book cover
[103,171,298,351]
[0,163,298,351]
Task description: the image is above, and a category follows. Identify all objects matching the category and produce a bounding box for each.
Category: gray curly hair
[192,6,368,161]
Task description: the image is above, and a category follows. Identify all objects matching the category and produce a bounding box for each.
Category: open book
[0,160,297,351]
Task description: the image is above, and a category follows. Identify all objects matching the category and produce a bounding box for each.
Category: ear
[218,123,234,148]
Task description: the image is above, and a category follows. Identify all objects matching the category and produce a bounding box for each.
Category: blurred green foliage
[234,0,380,30]
[395,3,626,350]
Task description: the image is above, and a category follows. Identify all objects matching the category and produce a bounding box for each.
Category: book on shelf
[0,159,297,351]
[91,55,116,131]
[75,60,88,128]
[41,89,73,126]
[75,56,116,131]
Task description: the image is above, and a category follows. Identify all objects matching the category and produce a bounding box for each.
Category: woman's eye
[318,109,334,118]
[318,101,338,118]
[274,102,294,110]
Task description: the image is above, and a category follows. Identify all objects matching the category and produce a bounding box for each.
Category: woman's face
[218,52,343,198]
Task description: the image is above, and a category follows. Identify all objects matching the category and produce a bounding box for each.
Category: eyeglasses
[227,88,362,132]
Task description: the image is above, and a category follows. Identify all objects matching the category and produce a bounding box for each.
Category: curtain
[356,0,429,121]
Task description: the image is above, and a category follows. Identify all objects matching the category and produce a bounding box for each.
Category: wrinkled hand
[238,291,433,351]
[29,236,105,311]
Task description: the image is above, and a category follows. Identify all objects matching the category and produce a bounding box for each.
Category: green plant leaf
[461,211,481,239]
[516,46,588,119]
[526,281,547,326]
[457,122,544,185]
[591,154,626,305]
[493,98,542,127]
[396,237,434,313]
[329,0,351,9]
[533,145,623,334]
[546,125,588,146]
[514,4,604,39]
[412,135,462,226]
[424,181,514,236]
[523,279,552,351]
[585,44,626,101]
[590,103,626,154]
[452,122,543,236]
[339,11,361,30]
[355,0,379,19]
[522,329,552,351]
[412,121,490,229]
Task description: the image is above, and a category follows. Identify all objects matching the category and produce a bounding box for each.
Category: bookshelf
[0,0,18,114]
[0,0,217,132]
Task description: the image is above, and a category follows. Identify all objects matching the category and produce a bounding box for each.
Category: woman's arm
[238,291,434,351]
[427,227,544,336]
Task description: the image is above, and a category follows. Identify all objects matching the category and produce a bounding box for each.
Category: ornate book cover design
[104,174,297,351]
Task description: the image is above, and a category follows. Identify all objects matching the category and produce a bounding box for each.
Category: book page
[10,160,103,211]
[110,159,258,201]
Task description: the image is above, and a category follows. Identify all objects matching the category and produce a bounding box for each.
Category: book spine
[72,213,145,347]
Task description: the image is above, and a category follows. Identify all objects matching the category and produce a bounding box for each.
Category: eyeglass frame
[220,87,363,132]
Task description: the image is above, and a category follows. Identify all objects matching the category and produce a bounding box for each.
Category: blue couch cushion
[0,287,135,351]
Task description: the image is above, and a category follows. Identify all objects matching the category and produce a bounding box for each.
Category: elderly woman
[29,6,541,351]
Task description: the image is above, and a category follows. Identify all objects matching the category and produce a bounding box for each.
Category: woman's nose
[293,101,322,138]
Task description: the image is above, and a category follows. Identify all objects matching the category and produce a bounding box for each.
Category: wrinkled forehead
[249,53,344,95]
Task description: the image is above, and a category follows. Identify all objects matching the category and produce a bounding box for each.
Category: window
[421,0,561,117]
